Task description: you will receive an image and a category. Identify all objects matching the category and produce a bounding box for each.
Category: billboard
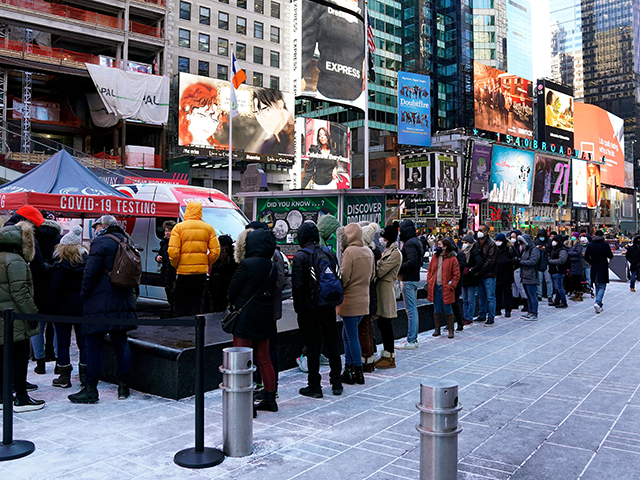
[437,154,461,218]
[488,145,535,205]
[572,159,602,209]
[469,143,492,201]
[573,102,625,188]
[473,61,533,139]
[535,79,574,151]
[402,155,436,218]
[531,154,570,205]
[294,0,366,110]
[398,71,431,146]
[625,161,634,189]
[300,118,351,189]
[178,72,294,165]
[344,195,385,226]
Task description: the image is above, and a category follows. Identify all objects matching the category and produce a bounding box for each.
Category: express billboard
[488,145,535,205]
[572,159,602,209]
[573,102,625,188]
[300,118,351,189]
[294,0,366,111]
[531,154,570,205]
[473,61,533,139]
[535,79,574,151]
[398,71,431,146]
[178,72,294,165]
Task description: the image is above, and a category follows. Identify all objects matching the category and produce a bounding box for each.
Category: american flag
[366,10,375,54]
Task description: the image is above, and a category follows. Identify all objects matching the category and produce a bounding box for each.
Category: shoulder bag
[222,264,273,334]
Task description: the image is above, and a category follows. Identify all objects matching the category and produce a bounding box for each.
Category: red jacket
[426,252,460,305]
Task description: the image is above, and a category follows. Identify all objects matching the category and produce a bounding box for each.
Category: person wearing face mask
[494,233,517,318]
[445,237,464,332]
[510,230,527,311]
[625,235,640,292]
[547,234,569,309]
[458,234,483,325]
[568,234,585,301]
[426,239,460,338]
[396,220,424,349]
[517,234,541,320]
[474,224,498,326]
[584,230,613,314]
[534,229,554,302]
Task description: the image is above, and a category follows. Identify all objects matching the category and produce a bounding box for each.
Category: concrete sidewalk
[2,281,640,480]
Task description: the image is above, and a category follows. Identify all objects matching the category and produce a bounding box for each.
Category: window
[238,0,246,8]
[270,25,280,43]
[271,1,280,18]
[391,168,397,180]
[179,29,191,48]
[220,0,229,3]
[254,0,264,14]
[253,46,263,64]
[218,65,228,80]
[218,38,229,56]
[218,12,229,29]
[199,33,210,52]
[237,16,246,34]
[254,21,263,39]
[199,6,210,24]
[270,75,279,90]
[270,50,279,68]
[371,170,377,182]
[198,60,209,76]
[178,56,190,73]
[180,1,191,20]
[253,72,263,87]
[236,42,246,60]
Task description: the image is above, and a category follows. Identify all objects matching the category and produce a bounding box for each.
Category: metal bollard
[416,379,463,480]
[219,347,256,457]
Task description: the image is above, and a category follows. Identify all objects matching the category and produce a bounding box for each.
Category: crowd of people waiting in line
[0,201,622,416]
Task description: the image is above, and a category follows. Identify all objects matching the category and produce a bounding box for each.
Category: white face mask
[461,243,470,250]
[539,236,545,242]
[552,241,558,247]
[477,231,485,239]
[510,238,517,244]
[495,241,503,247]
[580,237,588,245]
[379,238,388,248]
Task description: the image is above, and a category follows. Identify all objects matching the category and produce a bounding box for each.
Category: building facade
[550,0,584,100]
[505,0,532,80]
[472,0,507,73]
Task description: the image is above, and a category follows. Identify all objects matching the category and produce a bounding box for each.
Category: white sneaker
[395,339,419,350]
[594,303,603,314]
[296,355,308,373]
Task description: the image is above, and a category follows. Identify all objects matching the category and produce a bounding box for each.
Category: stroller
[564,270,594,300]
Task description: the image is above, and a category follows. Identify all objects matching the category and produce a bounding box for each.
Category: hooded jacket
[375,241,402,318]
[168,202,220,275]
[337,223,374,317]
[625,236,640,270]
[547,239,569,275]
[584,236,613,284]
[318,214,340,248]
[518,234,540,285]
[0,222,39,345]
[534,231,550,272]
[47,253,87,317]
[426,250,460,305]
[568,241,584,276]
[227,229,277,341]
[458,242,483,287]
[495,241,516,283]
[398,220,423,282]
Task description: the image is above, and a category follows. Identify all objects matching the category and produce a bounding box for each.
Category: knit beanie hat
[218,234,233,246]
[317,213,340,247]
[361,223,379,246]
[381,222,399,242]
[246,221,268,230]
[16,205,44,227]
[60,225,83,245]
[462,234,475,243]
[495,232,507,242]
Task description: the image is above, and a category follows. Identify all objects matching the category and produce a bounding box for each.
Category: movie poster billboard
[572,159,602,209]
[437,154,461,218]
[398,71,431,146]
[402,155,436,218]
[473,61,533,139]
[488,145,535,205]
[178,72,294,165]
[299,118,351,189]
[469,143,492,201]
[535,79,574,151]
[531,154,570,205]
[573,102,625,188]
[293,0,366,111]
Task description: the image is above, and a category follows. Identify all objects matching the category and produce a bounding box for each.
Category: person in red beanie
[14,206,45,227]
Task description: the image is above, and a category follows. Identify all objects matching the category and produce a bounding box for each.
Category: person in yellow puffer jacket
[169,201,220,316]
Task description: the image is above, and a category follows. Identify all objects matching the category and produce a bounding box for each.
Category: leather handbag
[221,264,273,334]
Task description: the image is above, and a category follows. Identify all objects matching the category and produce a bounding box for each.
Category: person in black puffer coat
[207,234,237,313]
[494,233,516,317]
[68,215,137,405]
[155,220,177,316]
[397,220,423,349]
[228,228,278,413]
[585,230,613,313]
[458,234,483,324]
[548,235,569,308]
[625,235,640,292]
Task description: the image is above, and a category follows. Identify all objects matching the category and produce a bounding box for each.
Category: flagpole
[228,43,234,198]
[364,1,370,190]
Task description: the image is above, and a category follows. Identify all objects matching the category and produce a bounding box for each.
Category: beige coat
[375,241,402,318]
[336,223,374,317]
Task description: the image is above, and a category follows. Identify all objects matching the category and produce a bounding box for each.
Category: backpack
[536,246,547,272]
[302,246,343,308]
[561,248,572,273]
[105,234,142,288]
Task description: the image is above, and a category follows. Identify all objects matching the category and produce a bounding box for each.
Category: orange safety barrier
[131,0,166,6]
[129,21,162,38]
[0,37,103,67]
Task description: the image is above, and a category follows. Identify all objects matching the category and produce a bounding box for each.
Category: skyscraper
[505,0,532,80]
[472,0,507,73]
[550,0,584,100]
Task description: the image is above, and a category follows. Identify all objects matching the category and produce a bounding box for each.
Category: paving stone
[515,397,580,426]
[510,442,593,480]
[580,446,640,480]
[470,422,553,465]
[548,413,615,451]
[461,397,531,428]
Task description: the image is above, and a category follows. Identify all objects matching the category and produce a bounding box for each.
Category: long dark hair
[442,238,454,254]
[317,127,330,150]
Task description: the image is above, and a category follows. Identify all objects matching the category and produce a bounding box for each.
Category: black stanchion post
[174,314,224,468]
[1,308,35,461]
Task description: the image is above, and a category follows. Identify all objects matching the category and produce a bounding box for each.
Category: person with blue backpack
[292,221,344,398]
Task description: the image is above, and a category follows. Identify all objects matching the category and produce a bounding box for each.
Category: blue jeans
[477,277,497,320]
[85,330,131,385]
[524,284,539,315]
[595,283,607,307]
[341,316,363,367]
[461,285,477,321]
[54,323,86,366]
[584,267,591,286]
[433,284,453,314]
[30,321,57,360]
[630,270,639,289]
[552,273,566,303]
[538,271,554,298]
[402,281,420,343]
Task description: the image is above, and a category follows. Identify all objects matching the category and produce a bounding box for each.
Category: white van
[113,183,248,300]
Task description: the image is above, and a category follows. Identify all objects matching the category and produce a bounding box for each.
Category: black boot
[78,364,87,386]
[255,391,278,412]
[34,359,46,375]
[52,365,72,389]
[505,310,512,318]
[555,300,568,309]
[118,381,130,400]
[353,366,365,385]
[68,382,99,404]
[341,364,355,385]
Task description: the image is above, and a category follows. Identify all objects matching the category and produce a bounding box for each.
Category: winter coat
[426,251,460,305]
[548,244,569,275]
[158,237,177,287]
[367,245,382,315]
[168,202,220,275]
[568,243,584,276]
[477,236,498,279]
[0,222,39,345]
[318,214,340,248]
[519,234,541,285]
[337,224,375,317]
[398,220,423,282]
[227,229,277,341]
[375,241,402,318]
[47,254,87,317]
[495,243,516,283]
[81,225,137,334]
[38,220,63,262]
[584,236,613,284]
[458,245,484,287]
[625,237,640,271]
[534,234,550,272]
[292,222,328,313]
[207,248,237,312]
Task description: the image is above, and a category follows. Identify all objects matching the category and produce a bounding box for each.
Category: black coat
[534,235,550,271]
[292,222,327,313]
[228,229,277,341]
[208,254,237,313]
[496,244,516,283]
[158,237,177,287]
[47,255,87,317]
[478,236,498,279]
[458,245,484,287]
[548,244,569,275]
[626,239,640,270]
[368,245,382,315]
[398,220,423,282]
[81,225,137,334]
[584,236,613,284]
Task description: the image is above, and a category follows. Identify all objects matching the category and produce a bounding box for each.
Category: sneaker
[483,319,495,326]
[594,303,603,314]
[521,312,532,319]
[299,386,323,398]
[473,316,486,322]
[395,339,418,350]
[524,315,538,321]
[296,355,308,373]
[319,354,330,366]
[13,396,45,413]
[25,381,38,392]
[462,319,473,325]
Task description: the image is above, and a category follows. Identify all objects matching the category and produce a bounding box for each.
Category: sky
[530,0,552,80]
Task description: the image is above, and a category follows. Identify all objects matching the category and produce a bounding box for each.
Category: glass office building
[550,0,584,100]
[472,0,507,72]
[505,0,532,80]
